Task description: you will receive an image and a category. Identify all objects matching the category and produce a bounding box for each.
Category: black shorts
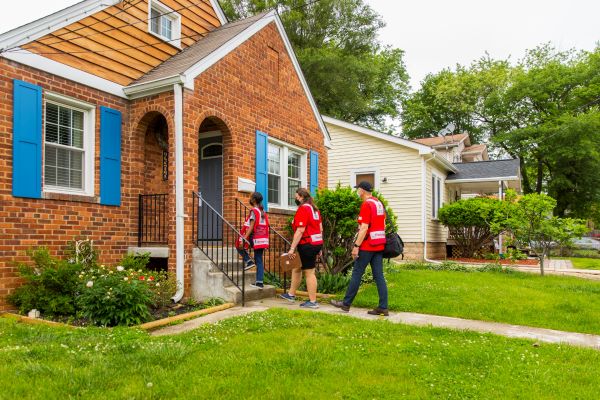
[297,243,322,269]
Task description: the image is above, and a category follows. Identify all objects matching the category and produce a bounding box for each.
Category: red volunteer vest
[363,197,386,248]
[295,204,323,245]
[237,208,269,249]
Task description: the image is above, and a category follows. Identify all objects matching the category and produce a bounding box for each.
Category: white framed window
[148,0,181,47]
[267,140,307,209]
[43,92,95,196]
[432,173,443,219]
[350,168,380,191]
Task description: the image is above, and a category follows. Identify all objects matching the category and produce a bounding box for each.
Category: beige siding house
[324,116,457,260]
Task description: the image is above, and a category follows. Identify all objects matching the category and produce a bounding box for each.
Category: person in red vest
[280,188,323,308]
[332,181,389,316]
[236,192,269,289]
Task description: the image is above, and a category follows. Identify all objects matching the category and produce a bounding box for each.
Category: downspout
[172,82,184,302]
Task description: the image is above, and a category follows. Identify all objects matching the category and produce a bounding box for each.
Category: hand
[288,248,296,259]
[351,246,359,259]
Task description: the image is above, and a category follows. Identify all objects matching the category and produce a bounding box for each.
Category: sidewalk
[151,297,600,350]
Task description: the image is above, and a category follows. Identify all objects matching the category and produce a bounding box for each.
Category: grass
[555,257,600,270]
[2,309,600,399]
[349,266,600,335]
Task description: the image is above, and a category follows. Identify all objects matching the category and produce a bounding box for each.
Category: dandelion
[86,281,94,288]
[116,266,124,272]
[124,277,129,281]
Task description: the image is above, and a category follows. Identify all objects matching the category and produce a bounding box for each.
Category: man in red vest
[332,181,389,316]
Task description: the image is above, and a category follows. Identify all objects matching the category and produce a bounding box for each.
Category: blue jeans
[343,250,388,309]
[237,247,264,283]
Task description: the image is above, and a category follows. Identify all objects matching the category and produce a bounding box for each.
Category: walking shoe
[367,307,389,316]
[279,293,296,302]
[330,300,350,312]
[250,281,264,289]
[243,260,256,271]
[299,300,319,309]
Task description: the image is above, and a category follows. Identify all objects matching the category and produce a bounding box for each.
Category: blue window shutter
[100,106,122,206]
[12,80,42,198]
[310,150,319,196]
[255,130,268,211]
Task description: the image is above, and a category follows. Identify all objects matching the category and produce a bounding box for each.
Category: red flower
[149,276,155,281]
[139,276,145,281]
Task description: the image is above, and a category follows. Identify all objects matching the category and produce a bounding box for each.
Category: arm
[244,219,256,240]
[352,223,370,258]
[288,227,306,258]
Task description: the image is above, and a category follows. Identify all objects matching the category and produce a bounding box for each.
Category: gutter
[172,83,184,303]
[421,152,447,263]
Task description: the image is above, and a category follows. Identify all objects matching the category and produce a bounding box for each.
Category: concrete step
[207,270,257,287]
[225,284,276,303]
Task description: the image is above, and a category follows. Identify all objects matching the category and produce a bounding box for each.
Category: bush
[298,271,351,294]
[7,248,83,316]
[78,264,153,326]
[438,196,511,258]
[398,260,514,274]
[148,270,179,309]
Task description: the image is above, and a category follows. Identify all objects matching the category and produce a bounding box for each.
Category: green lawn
[555,257,600,270]
[349,267,600,335]
[2,310,600,399]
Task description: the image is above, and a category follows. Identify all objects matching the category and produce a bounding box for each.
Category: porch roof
[446,159,521,183]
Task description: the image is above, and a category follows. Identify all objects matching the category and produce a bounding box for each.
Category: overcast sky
[1,0,599,90]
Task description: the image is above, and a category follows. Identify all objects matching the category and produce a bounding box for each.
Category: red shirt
[292,203,323,245]
[357,197,386,251]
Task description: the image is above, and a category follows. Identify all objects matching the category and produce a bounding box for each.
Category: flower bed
[437,258,539,266]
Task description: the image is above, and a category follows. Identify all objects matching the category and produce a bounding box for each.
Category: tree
[506,193,588,276]
[219,0,409,130]
[402,44,600,221]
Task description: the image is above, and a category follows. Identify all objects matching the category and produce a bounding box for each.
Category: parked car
[573,237,600,250]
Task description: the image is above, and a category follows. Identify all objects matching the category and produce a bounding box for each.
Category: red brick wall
[0,21,328,309]
[0,59,134,310]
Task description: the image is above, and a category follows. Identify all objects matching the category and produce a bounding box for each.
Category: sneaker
[330,300,350,312]
[279,293,296,302]
[243,260,256,271]
[250,282,264,289]
[367,307,389,316]
[300,300,319,309]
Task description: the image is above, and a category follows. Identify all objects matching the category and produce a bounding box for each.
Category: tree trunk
[539,252,546,276]
[519,157,533,194]
[536,158,544,194]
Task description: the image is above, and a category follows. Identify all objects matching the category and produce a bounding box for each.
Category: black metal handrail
[193,192,249,305]
[138,194,168,247]
[235,198,291,291]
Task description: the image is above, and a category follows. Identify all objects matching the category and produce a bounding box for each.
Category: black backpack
[383,232,404,259]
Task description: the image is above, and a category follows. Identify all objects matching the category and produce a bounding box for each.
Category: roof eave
[0,0,121,51]
[446,176,521,183]
[123,74,185,99]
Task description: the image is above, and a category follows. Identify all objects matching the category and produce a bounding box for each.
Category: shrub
[398,260,514,274]
[147,270,179,309]
[78,264,153,326]
[7,248,83,316]
[439,196,511,258]
[298,271,351,294]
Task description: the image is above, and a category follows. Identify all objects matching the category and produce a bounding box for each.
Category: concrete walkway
[151,297,600,350]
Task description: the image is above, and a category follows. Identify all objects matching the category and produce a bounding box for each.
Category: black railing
[193,192,249,305]
[138,194,168,246]
[235,198,291,291]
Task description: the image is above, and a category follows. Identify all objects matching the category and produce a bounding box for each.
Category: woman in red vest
[236,192,269,289]
[331,181,389,316]
[280,188,323,308]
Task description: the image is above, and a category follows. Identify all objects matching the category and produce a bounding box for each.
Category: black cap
[354,181,373,192]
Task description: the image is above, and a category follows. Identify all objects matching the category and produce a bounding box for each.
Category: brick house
[0,0,329,309]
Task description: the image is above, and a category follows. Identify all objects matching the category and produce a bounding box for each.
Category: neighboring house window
[149,0,181,46]
[432,174,442,219]
[351,169,379,191]
[43,93,95,196]
[267,141,307,209]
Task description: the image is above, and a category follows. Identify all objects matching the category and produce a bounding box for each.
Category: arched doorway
[198,117,225,240]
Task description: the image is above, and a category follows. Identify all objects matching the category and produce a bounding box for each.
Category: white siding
[326,123,423,242]
[426,162,449,242]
